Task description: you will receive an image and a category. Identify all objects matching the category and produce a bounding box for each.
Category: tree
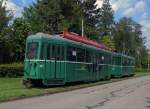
[23,0,62,34]
[0,0,13,63]
[59,0,83,34]
[114,17,147,67]
[23,0,84,34]
[98,0,114,37]
[80,0,100,39]
[100,35,115,50]
[10,18,31,61]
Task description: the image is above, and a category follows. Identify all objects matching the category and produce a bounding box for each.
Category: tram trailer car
[23,32,135,86]
[111,53,135,78]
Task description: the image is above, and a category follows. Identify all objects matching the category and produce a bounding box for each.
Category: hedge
[0,63,23,77]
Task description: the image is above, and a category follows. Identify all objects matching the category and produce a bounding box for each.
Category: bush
[0,63,23,77]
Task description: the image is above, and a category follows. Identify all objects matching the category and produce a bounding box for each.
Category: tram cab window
[67,46,76,61]
[27,42,38,59]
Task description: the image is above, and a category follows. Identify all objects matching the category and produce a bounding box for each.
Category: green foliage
[22,0,99,38]
[0,63,23,77]
[100,35,115,50]
[114,17,147,67]
[23,0,62,34]
[0,0,148,69]
[0,1,13,63]
[22,0,83,34]
[80,0,100,39]
[10,18,31,61]
[98,0,114,37]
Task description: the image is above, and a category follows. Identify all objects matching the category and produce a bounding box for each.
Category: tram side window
[123,58,127,66]
[47,44,51,60]
[56,46,64,61]
[61,46,64,60]
[40,44,44,59]
[112,57,115,65]
[51,45,56,60]
[86,50,91,62]
[105,55,111,64]
[129,59,132,66]
[67,46,76,61]
[57,46,61,60]
[105,55,110,64]
[100,54,104,64]
[77,48,85,62]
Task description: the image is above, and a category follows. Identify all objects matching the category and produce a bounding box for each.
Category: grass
[0,71,150,102]
[135,68,150,76]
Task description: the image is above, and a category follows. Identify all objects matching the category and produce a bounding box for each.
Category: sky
[2,0,150,49]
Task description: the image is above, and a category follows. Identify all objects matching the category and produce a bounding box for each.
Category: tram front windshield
[27,42,38,59]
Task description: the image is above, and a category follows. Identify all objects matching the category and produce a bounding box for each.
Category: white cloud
[2,0,23,17]
[123,7,134,16]
[135,1,146,10]
[96,0,103,8]
[22,0,27,5]
[110,0,133,11]
[111,3,118,11]
[140,19,150,48]
[122,1,146,16]
[141,12,148,20]
[108,0,150,49]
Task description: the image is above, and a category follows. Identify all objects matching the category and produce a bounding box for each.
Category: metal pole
[82,19,84,37]
[148,53,149,69]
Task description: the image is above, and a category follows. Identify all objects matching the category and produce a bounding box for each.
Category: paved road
[1,76,150,109]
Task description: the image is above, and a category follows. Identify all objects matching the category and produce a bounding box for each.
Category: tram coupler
[22,79,33,88]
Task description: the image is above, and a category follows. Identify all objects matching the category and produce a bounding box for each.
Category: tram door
[92,53,99,81]
[46,44,65,79]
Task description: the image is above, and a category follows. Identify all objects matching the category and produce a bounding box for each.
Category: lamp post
[148,49,150,70]
[82,19,84,37]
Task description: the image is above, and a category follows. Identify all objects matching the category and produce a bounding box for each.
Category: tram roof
[27,33,135,59]
[27,33,113,54]
[112,52,135,60]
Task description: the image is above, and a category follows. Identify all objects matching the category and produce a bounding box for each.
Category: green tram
[23,32,135,86]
